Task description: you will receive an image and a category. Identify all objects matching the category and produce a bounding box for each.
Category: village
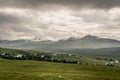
[0,51,119,67]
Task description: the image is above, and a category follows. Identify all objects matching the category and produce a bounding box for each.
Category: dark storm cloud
[0,11,31,25]
[0,12,21,24]
[0,0,120,40]
[0,0,120,9]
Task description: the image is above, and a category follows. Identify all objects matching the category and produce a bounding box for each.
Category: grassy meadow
[0,59,120,80]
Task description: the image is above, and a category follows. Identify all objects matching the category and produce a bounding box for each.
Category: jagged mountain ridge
[0,35,120,50]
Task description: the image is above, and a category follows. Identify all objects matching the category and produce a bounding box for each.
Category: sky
[0,0,120,41]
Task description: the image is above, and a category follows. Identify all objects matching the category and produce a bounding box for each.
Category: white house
[1,53,6,56]
[105,60,119,67]
[41,55,45,58]
[14,54,23,58]
[115,60,119,64]
[52,54,57,56]
[68,53,72,57]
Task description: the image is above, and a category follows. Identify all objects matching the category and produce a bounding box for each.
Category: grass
[58,56,107,65]
[0,59,120,80]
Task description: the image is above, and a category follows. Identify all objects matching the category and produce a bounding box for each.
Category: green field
[0,59,120,80]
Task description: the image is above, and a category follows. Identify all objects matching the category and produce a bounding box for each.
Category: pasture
[0,59,120,80]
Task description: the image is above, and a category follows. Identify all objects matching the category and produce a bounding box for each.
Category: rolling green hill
[57,47,120,56]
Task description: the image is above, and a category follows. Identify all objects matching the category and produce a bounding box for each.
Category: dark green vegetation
[0,47,105,65]
[0,59,120,80]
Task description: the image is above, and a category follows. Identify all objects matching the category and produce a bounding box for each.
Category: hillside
[56,47,120,57]
[0,47,109,65]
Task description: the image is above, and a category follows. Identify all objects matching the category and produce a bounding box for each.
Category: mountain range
[0,35,120,50]
[1,35,120,57]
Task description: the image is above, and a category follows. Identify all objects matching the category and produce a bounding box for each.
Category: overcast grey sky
[0,0,120,41]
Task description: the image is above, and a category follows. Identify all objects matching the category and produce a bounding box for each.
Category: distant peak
[67,37,76,40]
[81,35,98,39]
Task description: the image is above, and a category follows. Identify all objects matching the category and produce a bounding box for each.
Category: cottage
[14,54,23,58]
[41,55,45,58]
[52,54,57,56]
[1,53,6,56]
[105,62,115,66]
[115,60,119,64]
[68,53,72,57]
[105,60,119,67]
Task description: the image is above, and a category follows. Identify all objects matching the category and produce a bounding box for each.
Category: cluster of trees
[51,58,78,64]
[0,53,78,64]
[96,57,117,61]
